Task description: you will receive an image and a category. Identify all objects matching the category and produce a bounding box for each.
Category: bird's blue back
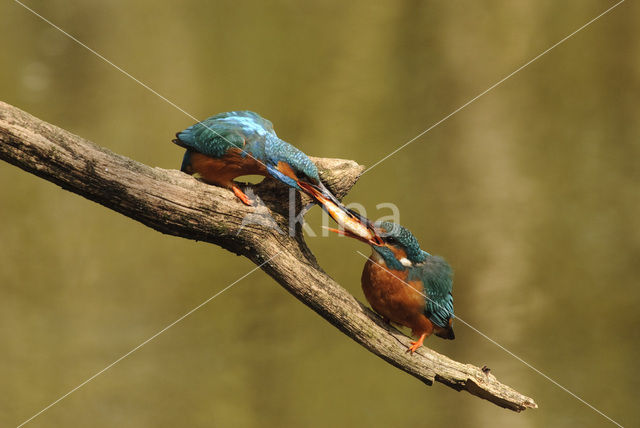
[409,256,454,329]
[175,111,321,187]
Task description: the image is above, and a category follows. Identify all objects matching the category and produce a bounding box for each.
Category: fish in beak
[297,181,383,246]
[321,201,383,246]
[323,208,383,246]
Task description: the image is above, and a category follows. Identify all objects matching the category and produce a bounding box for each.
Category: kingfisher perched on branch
[328,221,454,353]
[173,111,381,243]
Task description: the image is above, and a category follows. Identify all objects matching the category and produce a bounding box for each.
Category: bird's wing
[173,111,274,158]
[412,256,454,328]
[174,118,245,158]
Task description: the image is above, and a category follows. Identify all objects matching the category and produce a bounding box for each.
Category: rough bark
[0,101,537,411]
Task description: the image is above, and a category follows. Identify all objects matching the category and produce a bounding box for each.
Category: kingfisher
[173,111,381,242]
[328,221,455,353]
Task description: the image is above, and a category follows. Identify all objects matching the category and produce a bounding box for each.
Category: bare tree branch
[0,101,537,411]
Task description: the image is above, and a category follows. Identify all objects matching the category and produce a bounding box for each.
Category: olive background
[1,1,638,427]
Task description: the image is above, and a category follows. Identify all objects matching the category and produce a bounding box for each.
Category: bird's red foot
[406,333,427,354]
[232,185,252,206]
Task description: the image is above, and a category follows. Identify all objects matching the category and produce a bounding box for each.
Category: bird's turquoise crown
[374,221,430,269]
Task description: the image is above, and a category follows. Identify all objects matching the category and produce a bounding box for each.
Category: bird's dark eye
[386,236,397,244]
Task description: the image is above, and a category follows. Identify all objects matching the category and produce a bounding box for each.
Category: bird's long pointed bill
[297,181,382,245]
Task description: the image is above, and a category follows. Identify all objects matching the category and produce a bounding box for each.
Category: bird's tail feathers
[172,137,189,149]
[435,324,455,340]
[435,326,455,340]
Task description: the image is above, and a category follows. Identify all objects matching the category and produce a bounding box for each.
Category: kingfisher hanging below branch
[328,221,455,353]
[172,111,381,243]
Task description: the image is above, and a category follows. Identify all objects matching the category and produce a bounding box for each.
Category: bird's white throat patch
[399,257,413,267]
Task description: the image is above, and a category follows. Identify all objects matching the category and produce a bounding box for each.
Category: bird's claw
[406,341,421,354]
[232,185,252,206]
[406,333,426,354]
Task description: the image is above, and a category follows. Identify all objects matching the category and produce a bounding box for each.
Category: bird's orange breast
[188,149,268,188]
[361,254,427,330]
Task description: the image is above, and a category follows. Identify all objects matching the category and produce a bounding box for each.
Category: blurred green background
[1,1,639,427]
